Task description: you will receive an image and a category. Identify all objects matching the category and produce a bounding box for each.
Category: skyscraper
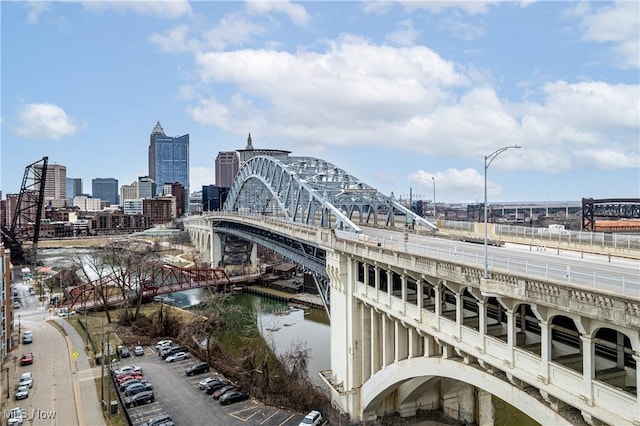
[215,151,239,188]
[66,178,82,203]
[148,121,189,210]
[92,178,119,205]
[36,164,67,207]
[138,176,156,199]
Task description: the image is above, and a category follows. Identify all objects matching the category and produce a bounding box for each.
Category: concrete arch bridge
[184,155,639,425]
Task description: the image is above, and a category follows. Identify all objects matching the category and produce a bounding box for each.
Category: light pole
[484,145,521,279]
[432,177,436,217]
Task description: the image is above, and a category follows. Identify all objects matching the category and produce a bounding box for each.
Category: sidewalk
[53,317,107,426]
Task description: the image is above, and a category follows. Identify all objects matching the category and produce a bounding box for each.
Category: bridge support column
[371,307,382,375]
[382,314,394,367]
[581,335,595,406]
[539,320,551,384]
[477,388,494,426]
[395,322,408,362]
[361,304,372,383]
[408,328,421,358]
[633,353,640,423]
[211,231,222,267]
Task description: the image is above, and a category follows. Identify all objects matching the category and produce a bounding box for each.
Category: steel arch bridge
[223,156,437,233]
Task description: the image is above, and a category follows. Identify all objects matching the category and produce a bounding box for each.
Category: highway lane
[358,226,640,299]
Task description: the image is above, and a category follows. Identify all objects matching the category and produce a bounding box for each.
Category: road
[8,280,77,425]
[359,226,640,298]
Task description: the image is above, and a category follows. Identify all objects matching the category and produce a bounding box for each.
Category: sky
[1,0,639,204]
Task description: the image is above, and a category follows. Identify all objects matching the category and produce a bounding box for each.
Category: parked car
[114,366,142,375]
[15,385,29,400]
[20,353,34,366]
[117,346,131,358]
[140,413,175,426]
[205,379,230,395]
[22,332,33,344]
[115,373,143,384]
[12,301,21,309]
[28,287,35,296]
[17,373,33,389]
[219,389,250,405]
[7,407,24,425]
[133,345,144,356]
[160,346,189,359]
[299,410,323,426]
[155,340,172,350]
[119,378,149,392]
[212,384,240,400]
[198,377,218,390]
[124,390,155,407]
[185,362,209,376]
[124,382,153,397]
[165,352,190,363]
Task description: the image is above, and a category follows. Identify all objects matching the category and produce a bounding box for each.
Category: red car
[20,353,34,366]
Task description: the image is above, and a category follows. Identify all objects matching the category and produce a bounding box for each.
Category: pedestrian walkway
[53,318,107,426]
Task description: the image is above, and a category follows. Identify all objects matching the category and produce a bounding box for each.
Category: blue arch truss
[224,156,437,233]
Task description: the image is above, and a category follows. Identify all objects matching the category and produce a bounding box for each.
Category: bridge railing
[335,232,640,300]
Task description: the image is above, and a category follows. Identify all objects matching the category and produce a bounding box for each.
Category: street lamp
[484,145,521,279]
[432,177,436,217]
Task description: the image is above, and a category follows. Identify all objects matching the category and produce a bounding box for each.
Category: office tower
[66,178,82,203]
[92,178,119,205]
[202,185,229,212]
[138,176,156,199]
[215,151,239,188]
[35,164,67,207]
[120,181,139,207]
[162,182,185,218]
[148,122,189,208]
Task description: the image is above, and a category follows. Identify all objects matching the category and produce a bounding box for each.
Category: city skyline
[1,1,638,203]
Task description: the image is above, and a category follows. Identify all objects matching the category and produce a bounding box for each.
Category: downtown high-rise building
[119,181,138,207]
[92,178,119,205]
[148,121,189,211]
[66,178,82,203]
[138,176,156,200]
[35,163,67,208]
[215,151,239,188]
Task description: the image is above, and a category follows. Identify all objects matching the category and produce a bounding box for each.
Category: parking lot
[118,346,320,426]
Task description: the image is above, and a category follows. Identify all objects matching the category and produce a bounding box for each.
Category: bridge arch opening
[359,357,572,425]
[591,327,637,396]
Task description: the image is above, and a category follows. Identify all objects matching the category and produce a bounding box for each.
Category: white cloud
[576,1,640,69]
[149,25,201,53]
[245,1,311,27]
[439,11,486,41]
[385,20,420,46]
[190,166,215,192]
[82,0,192,18]
[202,13,267,51]
[24,0,51,24]
[180,33,637,176]
[14,103,78,140]
[400,1,498,15]
[409,167,504,201]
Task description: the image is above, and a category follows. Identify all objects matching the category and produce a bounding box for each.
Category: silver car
[15,385,29,400]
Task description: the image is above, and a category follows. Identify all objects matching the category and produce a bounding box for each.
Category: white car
[114,366,142,375]
[299,410,322,426]
[17,372,33,389]
[7,407,24,425]
[155,340,172,350]
[165,352,190,363]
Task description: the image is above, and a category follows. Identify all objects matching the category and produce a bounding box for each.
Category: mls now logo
[3,408,56,421]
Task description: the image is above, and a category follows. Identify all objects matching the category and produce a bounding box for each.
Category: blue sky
[2,1,638,204]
